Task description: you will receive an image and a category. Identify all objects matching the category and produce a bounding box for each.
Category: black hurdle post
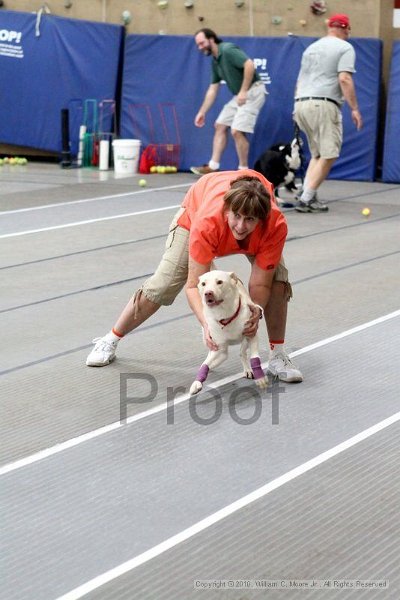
[60,108,72,168]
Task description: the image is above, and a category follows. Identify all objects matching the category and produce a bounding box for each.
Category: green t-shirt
[211,42,260,95]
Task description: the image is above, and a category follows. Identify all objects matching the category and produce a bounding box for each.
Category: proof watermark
[120,372,285,425]
[193,579,389,590]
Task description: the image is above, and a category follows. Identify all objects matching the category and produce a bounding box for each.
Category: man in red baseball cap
[327,14,351,29]
[293,13,362,213]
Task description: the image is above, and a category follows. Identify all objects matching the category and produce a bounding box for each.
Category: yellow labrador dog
[190,270,268,395]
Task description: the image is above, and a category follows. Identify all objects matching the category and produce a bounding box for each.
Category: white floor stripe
[290,308,400,357]
[1,308,399,478]
[55,410,400,600]
[0,204,181,239]
[0,183,191,214]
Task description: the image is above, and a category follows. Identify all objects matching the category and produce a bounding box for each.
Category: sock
[238,165,249,170]
[208,160,220,171]
[105,328,124,343]
[300,188,316,203]
[269,340,285,357]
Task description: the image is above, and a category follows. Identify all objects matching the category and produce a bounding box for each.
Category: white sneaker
[86,336,118,367]
[267,352,303,383]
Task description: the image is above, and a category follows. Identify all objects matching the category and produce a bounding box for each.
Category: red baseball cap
[328,13,350,29]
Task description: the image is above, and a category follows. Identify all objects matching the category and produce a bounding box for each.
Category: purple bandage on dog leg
[250,357,265,380]
[196,364,209,383]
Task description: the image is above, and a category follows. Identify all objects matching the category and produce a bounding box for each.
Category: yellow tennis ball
[138,178,147,187]
[150,166,157,173]
[361,207,370,217]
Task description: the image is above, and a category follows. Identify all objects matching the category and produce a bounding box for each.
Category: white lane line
[1,308,399,478]
[0,204,181,239]
[55,410,400,600]
[289,308,400,357]
[0,183,191,214]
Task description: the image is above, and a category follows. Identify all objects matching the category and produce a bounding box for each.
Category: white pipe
[249,0,254,36]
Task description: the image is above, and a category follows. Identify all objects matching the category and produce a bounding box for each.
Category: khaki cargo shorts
[294,99,342,159]
[216,81,266,134]
[136,208,292,307]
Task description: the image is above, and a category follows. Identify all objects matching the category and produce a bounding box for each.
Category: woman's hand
[203,323,219,351]
[242,304,262,337]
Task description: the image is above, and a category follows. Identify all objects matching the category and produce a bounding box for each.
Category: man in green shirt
[191,28,266,176]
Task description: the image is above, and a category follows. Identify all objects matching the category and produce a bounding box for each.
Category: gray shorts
[137,209,291,306]
[216,81,266,134]
[294,99,342,159]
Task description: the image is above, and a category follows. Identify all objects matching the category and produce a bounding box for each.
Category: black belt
[295,96,340,108]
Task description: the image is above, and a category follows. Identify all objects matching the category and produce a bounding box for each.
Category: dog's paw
[243,369,254,380]
[255,376,268,389]
[190,380,203,395]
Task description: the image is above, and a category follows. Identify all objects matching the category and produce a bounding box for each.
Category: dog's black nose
[204,291,215,302]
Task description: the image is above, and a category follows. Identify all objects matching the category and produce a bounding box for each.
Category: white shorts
[216,81,266,134]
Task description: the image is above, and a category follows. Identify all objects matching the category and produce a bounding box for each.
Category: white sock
[300,188,316,203]
[208,160,220,171]
[238,165,249,170]
[105,330,122,344]
[269,342,285,357]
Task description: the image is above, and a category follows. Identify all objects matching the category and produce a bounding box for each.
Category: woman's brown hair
[222,175,271,221]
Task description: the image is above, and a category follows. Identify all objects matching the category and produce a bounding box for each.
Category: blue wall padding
[382,41,400,183]
[120,35,381,181]
[0,11,124,153]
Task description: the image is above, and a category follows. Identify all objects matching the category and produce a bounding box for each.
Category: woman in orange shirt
[86,170,302,383]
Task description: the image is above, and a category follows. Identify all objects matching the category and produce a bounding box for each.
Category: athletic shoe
[267,352,303,383]
[294,191,319,202]
[86,336,118,367]
[295,198,329,213]
[190,165,217,175]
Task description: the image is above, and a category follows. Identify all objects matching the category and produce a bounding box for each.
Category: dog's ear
[230,272,245,286]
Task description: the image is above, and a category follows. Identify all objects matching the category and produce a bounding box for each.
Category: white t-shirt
[295,36,356,105]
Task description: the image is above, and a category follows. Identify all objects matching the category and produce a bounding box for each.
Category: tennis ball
[158,166,166,174]
[150,166,157,173]
[138,178,147,187]
[171,166,177,173]
[3,157,9,164]
[361,207,370,217]
[9,157,16,165]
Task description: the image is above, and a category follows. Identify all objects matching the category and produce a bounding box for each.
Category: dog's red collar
[218,298,241,328]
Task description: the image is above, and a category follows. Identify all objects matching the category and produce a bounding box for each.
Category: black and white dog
[253,138,302,198]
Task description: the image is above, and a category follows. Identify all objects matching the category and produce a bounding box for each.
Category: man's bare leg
[232,128,249,168]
